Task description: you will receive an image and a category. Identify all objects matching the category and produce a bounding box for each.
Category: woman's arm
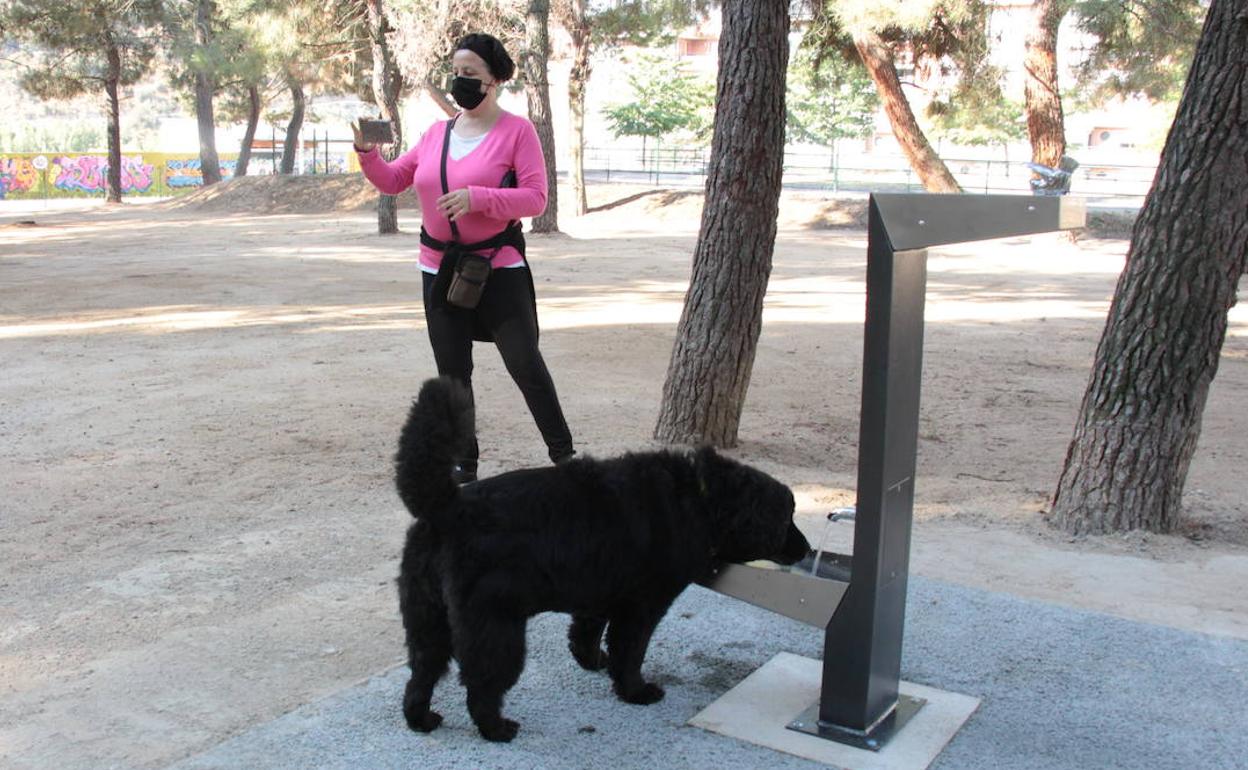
[466,119,548,220]
[357,130,427,195]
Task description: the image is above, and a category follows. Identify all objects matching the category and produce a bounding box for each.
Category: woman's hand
[351,120,375,153]
[437,189,471,221]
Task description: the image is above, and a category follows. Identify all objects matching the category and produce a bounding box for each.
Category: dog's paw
[569,641,608,672]
[616,682,665,705]
[477,717,520,742]
[404,707,443,733]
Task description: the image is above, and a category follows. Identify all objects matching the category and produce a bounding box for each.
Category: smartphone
[359,118,394,144]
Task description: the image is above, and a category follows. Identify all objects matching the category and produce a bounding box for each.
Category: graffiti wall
[0,150,356,200]
[163,158,239,189]
[49,155,159,195]
[0,153,260,200]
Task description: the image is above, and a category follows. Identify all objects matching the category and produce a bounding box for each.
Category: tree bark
[564,0,591,216]
[103,36,123,204]
[853,31,961,193]
[194,0,222,186]
[366,0,404,234]
[1050,0,1248,535]
[524,0,560,233]
[420,0,456,119]
[235,84,260,177]
[653,0,790,447]
[1024,0,1067,171]
[279,79,304,175]
[424,76,457,117]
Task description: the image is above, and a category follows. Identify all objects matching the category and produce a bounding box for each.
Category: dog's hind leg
[456,613,527,742]
[399,578,452,733]
[568,615,608,671]
[605,600,674,705]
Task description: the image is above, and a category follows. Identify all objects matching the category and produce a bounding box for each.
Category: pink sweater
[357,110,547,270]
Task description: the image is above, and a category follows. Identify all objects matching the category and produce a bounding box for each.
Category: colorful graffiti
[166,158,238,188]
[0,152,207,199]
[0,150,352,199]
[0,156,40,198]
[52,155,156,195]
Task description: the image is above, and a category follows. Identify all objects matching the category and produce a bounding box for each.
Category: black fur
[394,377,811,742]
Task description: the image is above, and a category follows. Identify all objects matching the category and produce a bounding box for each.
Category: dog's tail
[394,376,474,524]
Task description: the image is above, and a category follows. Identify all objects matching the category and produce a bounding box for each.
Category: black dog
[394,377,810,742]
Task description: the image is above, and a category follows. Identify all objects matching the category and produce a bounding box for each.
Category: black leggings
[422,267,573,466]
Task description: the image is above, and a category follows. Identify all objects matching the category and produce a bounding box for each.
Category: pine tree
[806,0,992,193]
[1,0,164,202]
[1072,0,1207,103]
[364,0,405,234]
[523,0,559,233]
[1051,0,1248,534]
[653,0,789,447]
[1024,0,1068,173]
[553,0,709,216]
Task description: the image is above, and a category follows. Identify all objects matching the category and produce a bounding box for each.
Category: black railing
[581,145,1157,200]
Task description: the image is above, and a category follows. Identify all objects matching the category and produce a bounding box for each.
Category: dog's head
[694,447,811,565]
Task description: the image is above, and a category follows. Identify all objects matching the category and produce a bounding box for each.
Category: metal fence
[2,139,1158,203]
[582,145,1158,200]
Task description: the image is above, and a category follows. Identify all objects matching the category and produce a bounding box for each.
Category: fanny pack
[420,219,525,311]
[428,115,521,310]
[446,250,491,308]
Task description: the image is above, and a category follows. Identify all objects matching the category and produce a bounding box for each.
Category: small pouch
[446,251,493,309]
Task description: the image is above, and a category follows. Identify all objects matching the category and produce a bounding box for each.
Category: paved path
[169,576,1248,770]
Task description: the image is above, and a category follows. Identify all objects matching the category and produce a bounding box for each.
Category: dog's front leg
[605,601,673,705]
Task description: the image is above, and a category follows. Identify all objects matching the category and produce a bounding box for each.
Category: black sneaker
[451,464,477,484]
[552,451,576,466]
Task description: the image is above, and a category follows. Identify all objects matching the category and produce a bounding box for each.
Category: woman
[353,33,574,483]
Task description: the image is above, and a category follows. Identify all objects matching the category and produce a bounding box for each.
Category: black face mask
[451,76,488,110]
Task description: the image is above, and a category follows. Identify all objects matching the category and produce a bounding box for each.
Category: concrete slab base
[689,652,979,770]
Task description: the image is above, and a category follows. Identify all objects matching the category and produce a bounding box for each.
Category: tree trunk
[103,38,123,204]
[1050,0,1248,535]
[424,76,457,117]
[280,79,304,175]
[421,0,456,119]
[565,0,591,216]
[653,0,789,447]
[853,31,961,193]
[524,0,560,233]
[235,84,260,177]
[1024,0,1067,171]
[194,0,222,186]
[366,0,404,234]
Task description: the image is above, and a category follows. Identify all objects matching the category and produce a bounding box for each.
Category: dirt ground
[1,178,1245,769]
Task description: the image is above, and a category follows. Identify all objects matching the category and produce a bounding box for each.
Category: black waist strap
[420,221,525,255]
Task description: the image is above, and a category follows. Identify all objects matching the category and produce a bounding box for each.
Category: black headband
[455,34,514,82]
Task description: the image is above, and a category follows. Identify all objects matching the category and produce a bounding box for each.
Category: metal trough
[699,192,1087,750]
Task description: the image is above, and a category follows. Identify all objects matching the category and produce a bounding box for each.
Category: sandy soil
[1,179,1245,769]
